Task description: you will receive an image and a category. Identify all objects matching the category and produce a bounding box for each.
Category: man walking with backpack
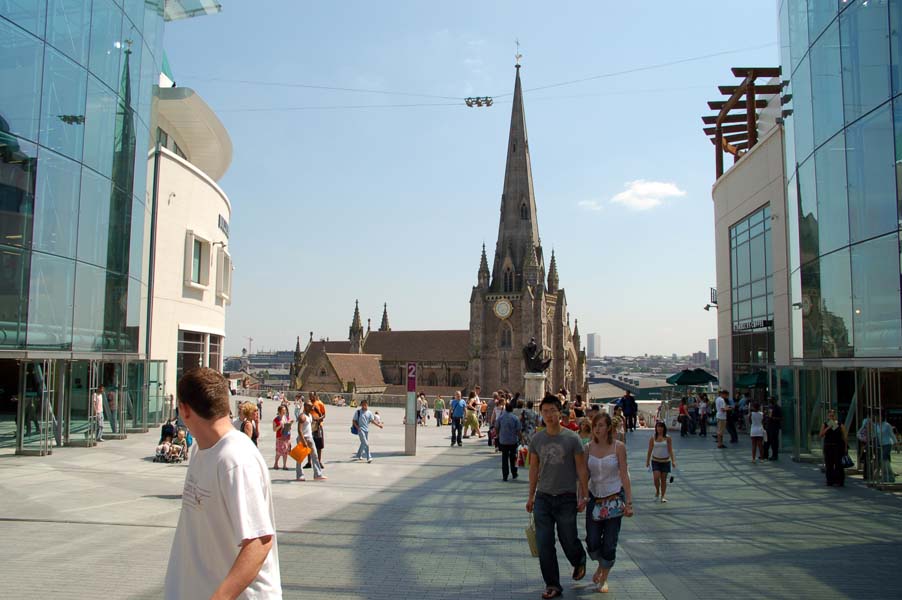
[352,399,382,463]
[449,391,466,447]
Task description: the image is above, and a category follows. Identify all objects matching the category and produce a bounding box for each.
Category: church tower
[349,299,365,353]
[470,62,578,395]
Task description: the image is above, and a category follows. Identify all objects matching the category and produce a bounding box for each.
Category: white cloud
[578,199,604,212]
[609,180,687,211]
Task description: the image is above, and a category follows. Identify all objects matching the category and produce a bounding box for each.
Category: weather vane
[515,38,522,66]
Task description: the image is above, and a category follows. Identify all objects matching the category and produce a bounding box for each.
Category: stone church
[290,65,586,397]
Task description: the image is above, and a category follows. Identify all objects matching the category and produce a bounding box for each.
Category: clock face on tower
[494,298,513,320]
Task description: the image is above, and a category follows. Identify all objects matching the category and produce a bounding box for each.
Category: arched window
[520,203,529,220]
[500,360,509,384]
[503,268,513,292]
[500,325,512,348]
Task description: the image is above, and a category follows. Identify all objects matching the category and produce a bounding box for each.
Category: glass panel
[752,296,767,320]
[83,75,118,178]
[786,173,801,272]
[737,284,751,302]
[809,0,837,42]
[730,243,738,289]
[793,56,814,163]
[801,259,822,358]
[891,0,902,96]
[815,132,850,255]
[106,184,131,276]
[136,41,156,130]
[750,233,766,282]
[76,167,111,267]
[124,276,141,352]
[846,103,897,243]
[46,0,91,65]
[100,361,124,436]
[798,157,818,266]
[19,359,54,454]
[192,238,201,283]
[39,48,87,161]
[851,233,902,356]
[209,335,222,371]
[177,330,204,381]
[0,19,44,143]
[67,360,93,442]
[0,134,37,249]
[810,21,843,148]
[841,0,891,124]
[894,96,902,233]
[142,0,164,60]
[147,359,166,425]
[26,252,74,349]
[0,0,47,37]
[33,149,80,258]
[819,248,854,358]
[791,268,803,358]
[787,0,809,74]
[103,271,128,351]
[72,261,105,351]
[0,244,28,347]
[123,0,144,31]
[737,300,751,321]
[132,122,148,206]
[88,0,123,92]
[121,39,141,112]
[128,194,144,281]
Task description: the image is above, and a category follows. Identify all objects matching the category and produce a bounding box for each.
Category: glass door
[101,360,126,439]
[67,360,97,447]
[17,359,54,456]
[147,360,166,426]
[125,360,146,432]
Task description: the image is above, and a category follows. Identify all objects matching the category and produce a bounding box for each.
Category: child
[373,411,383,427]
[170,429,188,461]
[156,434,173,461]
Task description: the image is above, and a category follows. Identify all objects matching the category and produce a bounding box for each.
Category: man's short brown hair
[177,368,230,420]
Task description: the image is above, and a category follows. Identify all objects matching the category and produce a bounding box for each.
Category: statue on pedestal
[523,337,552,373]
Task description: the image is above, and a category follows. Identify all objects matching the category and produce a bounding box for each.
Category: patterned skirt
[276,437,292,457]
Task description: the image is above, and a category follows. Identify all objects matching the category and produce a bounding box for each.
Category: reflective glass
[0,244,29,347]
[851,233,902,356]
[88,0,123,92]
[132,122,148,205]
[801,259,822,358]
[787,0,809,74]
[83,75,118,178]
[128,193,144,281]
[46,0,91,65]
[0,135,37,248]
[815,132,850,255]
[26,251,74,349]
[103,271,127,351]
[791,268,803,358]
[894,96,902,231]
[77,167,111,267]
[819,248,854,358]
[736,241,750,288]
[124,276,142,352]
[797,157,818,266]
[142,0,164,60]
[750,233,766,282]
[793,57,814,163]
[72,261,106,351]
[810,22,843,148]
[0,0,47,36]
[123,0,144,31]
[809,0,837,42]
[891,0,902,96]
[846,102,897,243]
[841,0,891,124]
[33,149,80,258]
[106,185,131,275]
[786,174,801,272]
[39,47,87,161]
[136,41,156,130]
[0,19,44,143]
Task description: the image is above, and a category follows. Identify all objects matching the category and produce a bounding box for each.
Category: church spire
[349,300,364,352]
[379,303,391,332]
[547,250,559,293]
[477,244,490,289]
[490,63,542,293]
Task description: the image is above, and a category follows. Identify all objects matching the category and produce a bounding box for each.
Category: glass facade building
[778,0,902,483]
[0,1,167,454]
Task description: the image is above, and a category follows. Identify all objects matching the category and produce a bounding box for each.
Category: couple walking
[526,394,634,597]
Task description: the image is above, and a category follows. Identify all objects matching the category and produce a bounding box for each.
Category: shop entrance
[16,359,54,456]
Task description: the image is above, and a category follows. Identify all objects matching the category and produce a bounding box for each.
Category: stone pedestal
[523,372,547,404]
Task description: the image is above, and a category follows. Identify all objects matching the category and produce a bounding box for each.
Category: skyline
[163,1,779,357]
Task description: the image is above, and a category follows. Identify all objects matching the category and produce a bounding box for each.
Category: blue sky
[163,1,779,357]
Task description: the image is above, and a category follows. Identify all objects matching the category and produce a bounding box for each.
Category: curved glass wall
[0,1,164,352]
[782,0,902,360]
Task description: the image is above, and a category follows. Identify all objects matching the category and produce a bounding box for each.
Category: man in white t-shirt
[93,385,105,442]
[165,368,281,599]
[715,390,730,449]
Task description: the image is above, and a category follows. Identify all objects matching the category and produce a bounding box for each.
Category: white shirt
[93,392,104,416]
[165,429,281,599]
[588,451,623,498]
[749,411,765,437]
[715,397,726,420]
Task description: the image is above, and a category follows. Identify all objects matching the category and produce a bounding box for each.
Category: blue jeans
[585,499,622,569]
[296,437,324,478]
[451,416,463,445]
[533,492,586,592]
[356,430,371,460]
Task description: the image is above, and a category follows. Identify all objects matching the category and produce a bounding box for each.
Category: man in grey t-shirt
[527,393,588,598]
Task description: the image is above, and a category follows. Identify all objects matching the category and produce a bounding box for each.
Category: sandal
[572,562,586,581]
[541,589,562,599]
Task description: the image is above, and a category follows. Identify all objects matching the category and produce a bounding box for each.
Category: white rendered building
[148,81,233,396]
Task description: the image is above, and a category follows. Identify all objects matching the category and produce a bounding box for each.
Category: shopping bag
[442,410,450,425]
[517,445,529,467]
[289,443,311,463]
[525,514,539,557]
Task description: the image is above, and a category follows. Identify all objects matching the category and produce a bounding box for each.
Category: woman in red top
[678,398,690,438]
[272,404,293,470]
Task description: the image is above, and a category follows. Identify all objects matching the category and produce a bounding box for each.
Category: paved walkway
[0,397,900,599]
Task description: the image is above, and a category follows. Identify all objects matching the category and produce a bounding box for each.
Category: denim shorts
[651,459,671,473]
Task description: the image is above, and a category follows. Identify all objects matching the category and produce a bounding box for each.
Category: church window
[500,325,512,348]
[520,203,528,220]
[451,373,463,387]
[319,369,327,376]
[503,268,513,293]
[500,360,509,385]
[512,142,516,153]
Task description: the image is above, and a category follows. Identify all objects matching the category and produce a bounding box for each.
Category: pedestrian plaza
[0,397,899,599]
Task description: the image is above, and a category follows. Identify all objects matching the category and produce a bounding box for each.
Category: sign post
[405,362,417,456]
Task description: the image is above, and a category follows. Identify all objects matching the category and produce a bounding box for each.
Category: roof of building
[588,383,627,401]
[308,340,352,354]
[325,353,385,387]
[363,330,470,362]
[156,86,232,181]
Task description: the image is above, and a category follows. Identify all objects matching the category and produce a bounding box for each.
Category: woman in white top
[749,402,766,463]
[645,421,677,502]
[584,412,633,594]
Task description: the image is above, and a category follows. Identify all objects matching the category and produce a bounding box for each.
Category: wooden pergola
[702,67,782,178]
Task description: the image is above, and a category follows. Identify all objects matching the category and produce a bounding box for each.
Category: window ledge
[185,281,208,292]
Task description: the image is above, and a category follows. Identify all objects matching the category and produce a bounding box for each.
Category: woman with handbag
[585,412,634,594]
[820,409,847,487]
[645,422,676,502]
[271,404,293,471]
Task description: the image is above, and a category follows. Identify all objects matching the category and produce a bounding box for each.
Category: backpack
[351,409,360,435]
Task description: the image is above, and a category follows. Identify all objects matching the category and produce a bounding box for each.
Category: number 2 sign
[407,362,417,392]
